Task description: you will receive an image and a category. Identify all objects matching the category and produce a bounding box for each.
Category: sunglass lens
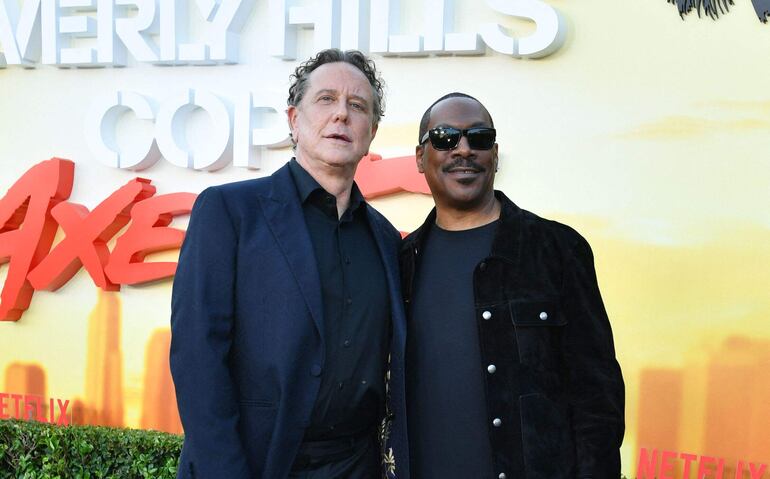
[467,129,496,149]
[429,128,461,150]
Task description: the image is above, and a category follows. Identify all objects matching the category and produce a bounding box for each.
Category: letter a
[0,159,74,320]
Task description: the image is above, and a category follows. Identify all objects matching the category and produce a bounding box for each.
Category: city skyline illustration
[4,291,768,470]
[3,290,182,434]
[636,337,770,477]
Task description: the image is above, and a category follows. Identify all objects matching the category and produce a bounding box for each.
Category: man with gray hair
[171,49,409,479]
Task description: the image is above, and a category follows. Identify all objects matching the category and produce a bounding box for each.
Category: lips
[443,158,484,174]
[445,167,482,174]
[325,133,351,142]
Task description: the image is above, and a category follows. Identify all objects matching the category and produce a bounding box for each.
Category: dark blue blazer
[170,163,409,479]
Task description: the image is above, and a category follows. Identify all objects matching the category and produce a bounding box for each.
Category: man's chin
[442,188,492,210]
[314,155,365,173]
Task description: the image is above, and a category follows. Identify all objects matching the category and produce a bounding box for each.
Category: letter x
[27,179,155,291]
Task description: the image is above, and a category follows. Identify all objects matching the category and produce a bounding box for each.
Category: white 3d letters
[1,0,565,67]
[86,89,292,171]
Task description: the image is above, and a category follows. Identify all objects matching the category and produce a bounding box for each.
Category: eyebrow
[434,121,490,128]
[315,89,370,105]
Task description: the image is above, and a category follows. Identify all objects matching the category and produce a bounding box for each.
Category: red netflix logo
[0,392,70,425]
[638,448,768,479]
[0,158,196,321]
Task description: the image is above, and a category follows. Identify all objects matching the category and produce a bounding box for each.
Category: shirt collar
[289,158,366,214]
[289,157,322,203]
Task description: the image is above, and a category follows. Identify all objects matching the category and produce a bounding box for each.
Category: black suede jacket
[400,191,625,479]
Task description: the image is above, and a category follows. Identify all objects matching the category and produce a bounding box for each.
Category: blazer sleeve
[170,187,251,479]
[561,236,625,478]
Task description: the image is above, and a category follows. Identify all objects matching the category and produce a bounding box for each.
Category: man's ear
[287,105,298,142]
[416,145,425,173]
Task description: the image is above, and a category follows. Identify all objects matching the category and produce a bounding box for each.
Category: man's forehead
[306,62,372,97]
[429,97,491,127]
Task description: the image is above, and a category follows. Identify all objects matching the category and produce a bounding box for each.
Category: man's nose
[333,102,349,122]
[453,134,473,155]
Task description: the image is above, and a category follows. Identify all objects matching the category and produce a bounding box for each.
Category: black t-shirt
[406,220,498,479]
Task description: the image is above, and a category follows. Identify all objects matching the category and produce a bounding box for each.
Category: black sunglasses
[420,126,496,151]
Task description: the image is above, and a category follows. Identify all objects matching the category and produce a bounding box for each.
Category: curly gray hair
[287,49,385,125]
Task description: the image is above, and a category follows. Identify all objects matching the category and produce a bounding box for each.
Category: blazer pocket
[510,300,565,368]
[238,399,276,408]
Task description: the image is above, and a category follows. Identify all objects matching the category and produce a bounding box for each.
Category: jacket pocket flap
[238,398,275,408]
[510,300,565,327]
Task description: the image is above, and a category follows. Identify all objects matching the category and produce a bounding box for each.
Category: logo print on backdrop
[0,159,195,321]
[0,155,429,321]
[0,0,566,68]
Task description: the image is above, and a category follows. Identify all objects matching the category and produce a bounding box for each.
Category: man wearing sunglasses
[401,93,625,479]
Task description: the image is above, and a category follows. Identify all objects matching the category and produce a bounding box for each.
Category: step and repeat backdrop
[1,0,768,477]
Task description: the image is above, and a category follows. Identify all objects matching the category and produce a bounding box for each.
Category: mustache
[442,158,485,172]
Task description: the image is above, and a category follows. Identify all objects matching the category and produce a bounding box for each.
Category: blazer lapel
[366,208,405,355]
[367,206,410,469]
[258,164,324,340]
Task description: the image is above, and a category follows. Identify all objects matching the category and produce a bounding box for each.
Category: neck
[435,193,501,231]
[296,155,356,218]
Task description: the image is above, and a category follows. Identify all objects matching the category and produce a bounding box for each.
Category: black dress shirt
[289,159,390,441]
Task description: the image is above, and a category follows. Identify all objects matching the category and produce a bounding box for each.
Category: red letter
[0,392,8,419]
[354,153,431,198]
[699,456,716,479]
[27,178,155,291]
[33,395,45,422]
[716,458,725,479]
[660,450,677,479]
[749,463,767,479]
[105,192,196,284]
[734,461,744,479]
[0,159,74,320]
[638,448,659,479]
[23,395,36,421]
[56,399,70,425]
[682,453,698,478]
[11,394,22,418]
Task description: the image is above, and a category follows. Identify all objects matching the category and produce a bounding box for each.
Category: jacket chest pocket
[510,300,565,369]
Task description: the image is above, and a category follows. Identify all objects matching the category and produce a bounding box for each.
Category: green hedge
[0,419,182,479]
[0,419,632,478]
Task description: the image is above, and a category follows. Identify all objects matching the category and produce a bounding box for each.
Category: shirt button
[310,365,322,377]
[539,311,548,320]
[338,382,344,390]
[346,298,353,305]
[343,339,351,348]
[345,257,351,265]
[482,310,492,320]
[499,473,507,479]
[492,418,502,427]
[487,364,496,374]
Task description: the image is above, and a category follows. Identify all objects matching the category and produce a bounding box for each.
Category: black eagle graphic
[667,0,770,22]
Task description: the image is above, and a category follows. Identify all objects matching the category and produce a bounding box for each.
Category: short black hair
[418,92,494,144]
[287,48,385,124]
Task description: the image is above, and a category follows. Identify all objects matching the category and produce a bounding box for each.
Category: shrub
[0,419,182,479]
